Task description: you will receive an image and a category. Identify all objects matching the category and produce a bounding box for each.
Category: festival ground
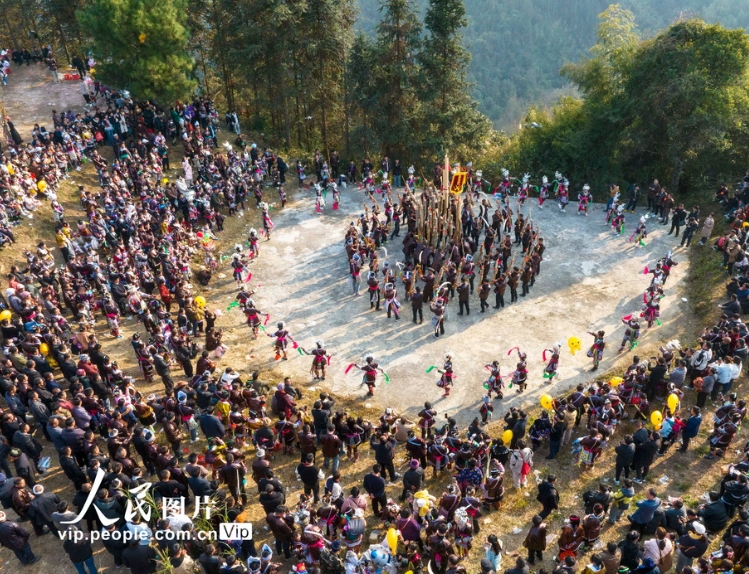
[1,64,725,574]
[211,197,689,424]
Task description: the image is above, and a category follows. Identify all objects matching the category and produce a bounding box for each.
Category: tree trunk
[318,51,329,159]
[670,158,683,194]
[278,53,291,150]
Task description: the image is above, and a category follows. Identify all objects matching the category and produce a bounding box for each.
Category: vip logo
[218,523,253,541]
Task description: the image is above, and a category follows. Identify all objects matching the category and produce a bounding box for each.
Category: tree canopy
[78,0,196,102]
[490,10,749,194]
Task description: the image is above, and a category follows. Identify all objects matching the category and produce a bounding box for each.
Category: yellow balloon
[667,393,679,413]
[194,296,206,309]
[386,527,398,554]
[0,310,11,322]
[39,343,49,356]
[609,377,624,387]
[567,336,581,356]
[540,394,553,410]
[650,410,663,427]
[501,429,513,445]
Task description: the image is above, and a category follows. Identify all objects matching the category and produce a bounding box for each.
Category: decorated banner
[450,172,468,194]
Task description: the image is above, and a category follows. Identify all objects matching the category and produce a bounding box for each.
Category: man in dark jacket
[28,484,60,536]
[615,435,636,483]
[320,425,342,472]
[722,473,749,518]
[266,506,295,559]
[634,432,660,483]
[63,532,97,574]
[370,433,400,482]
[13,423,42,465]
[511,411,527,449]
[296,454,320,504]
[199,543,225,574]
[698,491,729,533]
[151,349,174,395]
[401,459,424,502]
[101,523,128,567]
[363,464,388,518]
[199,408,225,439]
[537,475,559,519]
[311,400,331,442]
[680,407,702,453]
[60,446,88,490]
[219,453,247,505]
[0,511,39,565]
[122,539,158,573]
[9,448,37,487]
[259,483,285,514]
[188,466,216,499]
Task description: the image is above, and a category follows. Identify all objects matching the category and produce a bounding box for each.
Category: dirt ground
[3,63,734,574]
[212,196,689,426]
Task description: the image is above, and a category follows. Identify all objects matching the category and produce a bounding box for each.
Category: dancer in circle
[301,340,329,380]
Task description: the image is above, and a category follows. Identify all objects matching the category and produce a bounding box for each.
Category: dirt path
[2,63,85,139]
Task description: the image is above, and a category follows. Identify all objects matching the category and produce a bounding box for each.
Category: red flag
[344,363,355,374]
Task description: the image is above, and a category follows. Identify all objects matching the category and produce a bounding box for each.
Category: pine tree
[371,0,423,161]
[78,0,196,102]
[418,0,492,158]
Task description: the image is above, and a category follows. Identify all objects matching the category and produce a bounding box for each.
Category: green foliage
[356,0,749,129]
[78,0,196,102]
[417,0,492,160]
[491,14,749,196]
[369,0,422,160]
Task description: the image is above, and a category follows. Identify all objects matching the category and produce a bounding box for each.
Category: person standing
[536,474,559,519]
[523,515,547,565]
[411,286,424,324]
[63,531,99,574]
[634,431,659,484]
[625,185,640,213]
[296,454,321,504]
[614,435,635,484]
[28,484,61,537]
[609,479,635,524]
[0,511,39,565]
[370,433,399,483]
[679,407,702,453]
[363,464,387,518]
[509,440,533,489]
[547,414,564,460]
[698,214,715,245]
[266,506,295,559]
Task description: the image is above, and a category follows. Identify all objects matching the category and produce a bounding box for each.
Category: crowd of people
[0,50,746,574]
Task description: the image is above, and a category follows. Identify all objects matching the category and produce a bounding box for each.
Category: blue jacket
[199,414,225,439]
[631,497,661,524]
[682,415,702,439]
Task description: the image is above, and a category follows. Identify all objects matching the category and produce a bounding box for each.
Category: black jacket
[536,481,559,509]
[363,472,387,498]
[0,520,30,550]
[60,455,87,484]
[188,476,215,498]
[699,500,729,533]
[123,543,158,574]
[64,538,94,563]
[615,443,636,466]
[29,492,61,524]
[370,437,396,464]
